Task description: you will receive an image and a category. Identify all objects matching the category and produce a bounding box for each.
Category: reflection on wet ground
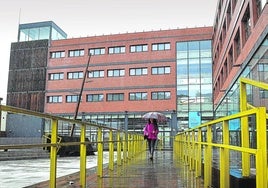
[92,151,204,188]
[3,151,204,188]
[32,151,204,188]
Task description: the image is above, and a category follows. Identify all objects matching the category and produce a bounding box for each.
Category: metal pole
[124,111,128,132]
[70,55,91,136]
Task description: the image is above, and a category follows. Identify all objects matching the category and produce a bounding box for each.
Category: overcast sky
[0,0,218,104]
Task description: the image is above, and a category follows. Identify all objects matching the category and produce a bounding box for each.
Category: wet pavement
[29,151,204,188]
[0,152,110,188]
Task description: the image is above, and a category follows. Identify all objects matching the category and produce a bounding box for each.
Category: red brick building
[7,22,213,140]
[46,28,212,116]
[212,0,268,121]
[7,0,267,139]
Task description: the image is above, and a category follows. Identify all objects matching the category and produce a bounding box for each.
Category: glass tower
[18,21,67,42]
[176,40,213,129]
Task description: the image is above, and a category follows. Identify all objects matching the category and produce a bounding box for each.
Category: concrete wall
[6,113,44,137]
[0,137,43,144]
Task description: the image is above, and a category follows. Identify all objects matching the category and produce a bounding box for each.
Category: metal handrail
[173,78,268,188]
[0,104,145,188]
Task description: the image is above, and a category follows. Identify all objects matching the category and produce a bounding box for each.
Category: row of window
[47,91,171,103]
[213,0,266,97]
[50,42,171,58]
[49,66,171,80]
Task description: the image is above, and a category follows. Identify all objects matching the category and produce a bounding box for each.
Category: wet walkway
[30,150,204,188]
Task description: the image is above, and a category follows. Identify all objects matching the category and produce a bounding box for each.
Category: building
[46,27,213,130]
[212,0,268,128]
[7,0,267,144]
[6,20,214,143]
[7,21,67,113]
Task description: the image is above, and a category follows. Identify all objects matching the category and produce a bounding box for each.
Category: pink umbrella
[142,112,167,122]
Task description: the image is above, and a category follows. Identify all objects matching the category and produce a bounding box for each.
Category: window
[200,40,212,58]
[68,49,84,57]
[129,68,147,76]
[130,44,148,52]
[258,64,268,72]
[87,94,104,102]
[151,91,171,100]
[226,4,232,30]
[242,6,251,42]
[107,93,124,101]
[257,0,266,18]
[177,42,188,59]
[50,51,65,58]
[107,69,125,77]
[228,47,233,68]
[88,70,104,78]
[260,90,268,99]
[108,46,125,54]
[47,96,62,103]
[89,48,105,55]
[66,95,79,103]
[67,72,83,79]
[234,31,241,60]
[189,41,200,58]
[129,92,147,101]
[48,73,64,80]
[152,66,171,75]
[152,43,170,51]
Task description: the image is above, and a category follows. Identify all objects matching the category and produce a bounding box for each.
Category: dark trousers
[147,139,157,156]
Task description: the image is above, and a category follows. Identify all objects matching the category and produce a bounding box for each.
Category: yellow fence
[174,77,268,188]
[0,105,145,188]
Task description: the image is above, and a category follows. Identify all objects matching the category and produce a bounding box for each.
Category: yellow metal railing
[174,78,268,188]
[0,105,146,188]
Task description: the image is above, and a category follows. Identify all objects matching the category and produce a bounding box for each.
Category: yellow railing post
[182,133,186,162]
[97,127,103,177]
[0,104,146,187]
[181,134,184,160]
[204,126,212,187]
[117,132,122,166]
[123,133,128,162]
[195,129,202,177]
[189,131,193,170]
[128,134,132,158]
[133,135,137,155]
[256,107,267,188]
[220,120,230,188]
[185,132,189,164]
[240,80,250,176]
[109,130,114,170]
[80,123,86,188]
[49,119,58,188]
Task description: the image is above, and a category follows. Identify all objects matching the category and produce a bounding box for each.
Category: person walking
[144,118,159,160]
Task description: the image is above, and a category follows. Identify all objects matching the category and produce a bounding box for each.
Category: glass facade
[215,35,268,121]
[18,21,67,42]
[176,40,213,129]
